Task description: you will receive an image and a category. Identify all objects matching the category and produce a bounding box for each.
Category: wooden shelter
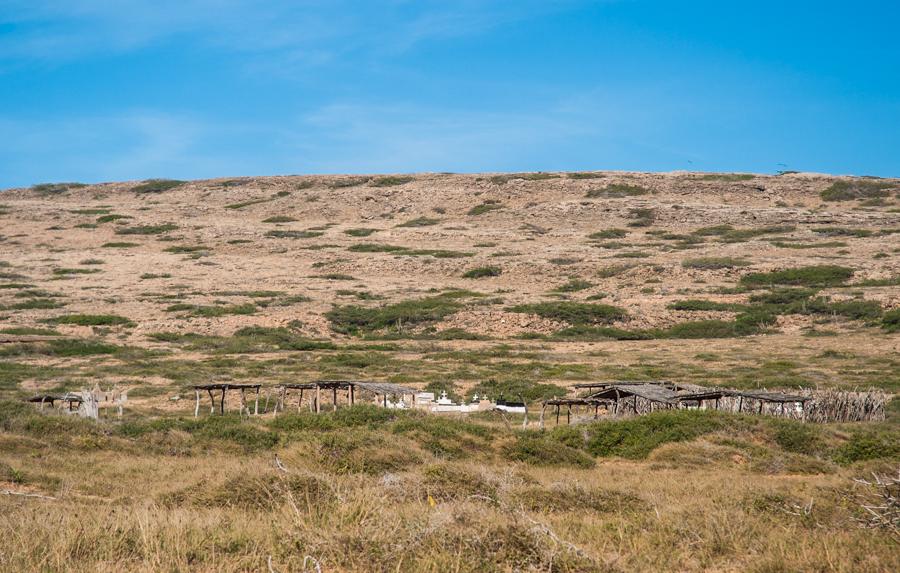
[27,393,82,411]
[272,380,417,414]
[572,380,683,397]
[193,383,262,417]
[539,397,614,427]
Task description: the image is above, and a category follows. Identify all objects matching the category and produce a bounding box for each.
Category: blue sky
[1,0,898,187]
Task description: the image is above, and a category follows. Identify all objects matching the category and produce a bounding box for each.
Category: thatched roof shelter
[273,380,418,414]
[192,383,262,416]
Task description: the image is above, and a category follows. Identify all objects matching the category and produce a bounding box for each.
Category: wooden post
[194,390,200,418]
[208,389,215,414]
[240,389,247,417]
[738,395,743,413]
[333,387,338,410]
[254,387,259,416]
[316,384,321,414]
[566,405,571,425]
[220,388,226,415]
[539,404,545,430]
[298,389,304,412]
[555,404,560,426]
[633,396,638,415]
[715,397,720,410]
[759,400,763,414]
[383,394,387,408]
[350,384,355,406]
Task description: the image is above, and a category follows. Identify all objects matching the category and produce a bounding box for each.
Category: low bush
[44,314,133,326]
[265,230,323,239]
[326,293,466,335]
[344,228,377,237]
[371,176,413,187]
[588,229,628,240]
[396,217,440,227]
[682,257,750,269]
[832,429,900,464]
[462,266,501,278]
[132,179,185,194]
[740,265,854,288]
[504,436,595,468]
[165,303,256,317]
[586,184,649,198]
[508,301,627,325]
[31,182,87,195]
[262,216,297,223]
[467,201,502,216]
[101,242,138,248]
[882,308,900,332]
[580,410,726,459]
[820,179,895,201]
[115,223,178,235]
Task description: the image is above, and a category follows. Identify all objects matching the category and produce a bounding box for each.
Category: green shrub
[116,223,178,235]
[568,172,604,179]
[682,257,750,269]
[462,266,501,278]
[101,242,139,248]
[344,228,377,237]
[467,201,502,216]
[327,177,370,188]
[627,208,655,227]
[165,303,256,317]
[768,419,823,455]
[262,216,297,223]
[44,314,133,326]
[508,302,626,325]
[371,176,413,187]
[347,243,406,253]
[820,179,894,201]
[131,179,185,194]
[163,245,207,254]
[588,229,628,240]
[667,300,744,312]
[265,230,323,239]
[582,410,725,459]
[504,436,595,468]
[597,264,636,278]
[396,217,440,227]
[326,294,465,335]
[740,265,854,288]
[882,308,900,332]
[31,182,88,195]
[827,299,883,321]
[832,429,900,464]
[553,279,593,292]
[586,184,649,198]
[698,173,755,181]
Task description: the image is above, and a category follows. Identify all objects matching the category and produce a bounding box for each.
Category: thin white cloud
[0,1,596,65]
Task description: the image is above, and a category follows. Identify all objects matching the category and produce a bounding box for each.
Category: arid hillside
[1,171,898,408]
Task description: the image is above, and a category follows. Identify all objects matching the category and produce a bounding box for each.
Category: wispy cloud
[0,1,592,66]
